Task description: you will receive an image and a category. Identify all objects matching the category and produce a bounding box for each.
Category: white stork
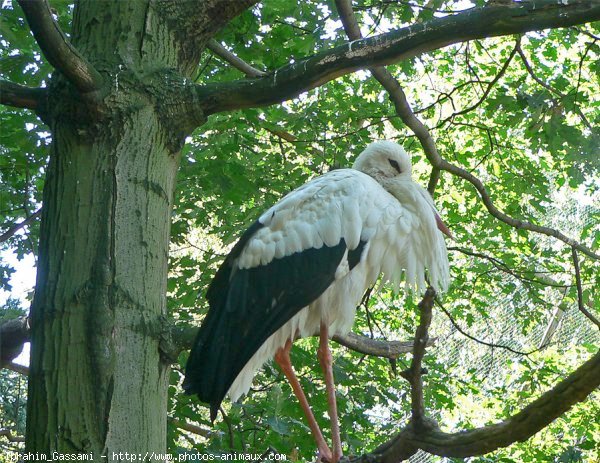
[184,141,451,462]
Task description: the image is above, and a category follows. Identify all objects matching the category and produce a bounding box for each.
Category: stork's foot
[317,446,333,463]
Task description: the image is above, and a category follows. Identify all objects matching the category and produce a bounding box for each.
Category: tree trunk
[25,2,190,457]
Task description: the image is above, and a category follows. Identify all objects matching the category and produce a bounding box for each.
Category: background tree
[1,0,599,462]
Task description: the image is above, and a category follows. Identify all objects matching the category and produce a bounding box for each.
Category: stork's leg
[317,323,342,463]
[275,339,333,462]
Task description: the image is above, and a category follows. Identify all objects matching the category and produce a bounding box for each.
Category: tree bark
[25,1,186,459]
[23,0,259,458]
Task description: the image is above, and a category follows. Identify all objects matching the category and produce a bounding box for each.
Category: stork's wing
[183,169,378,419]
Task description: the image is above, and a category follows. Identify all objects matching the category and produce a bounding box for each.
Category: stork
[184,141,451,462]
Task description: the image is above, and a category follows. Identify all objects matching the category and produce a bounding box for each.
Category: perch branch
[16,0,102,93]
[356,349,600,462]
[0,80,46,110]
[159,321,427,362]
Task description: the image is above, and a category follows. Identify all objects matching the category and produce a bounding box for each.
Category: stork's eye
[388,159,401,173]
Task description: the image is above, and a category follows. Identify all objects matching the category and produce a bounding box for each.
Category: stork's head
[353,140,412,180]
[354,141,452,240]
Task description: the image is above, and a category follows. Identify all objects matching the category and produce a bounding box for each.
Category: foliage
[1,0,599,461]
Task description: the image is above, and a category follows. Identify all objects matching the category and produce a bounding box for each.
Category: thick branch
[0,80,46,110]
[192,0,600,115]
[0,428,26,443]
[0,317,30,367]
[404,289,436,428]
[16,0,102,93]
[364,349,600,461]
[158,0,259,76]
[332,332,433,359]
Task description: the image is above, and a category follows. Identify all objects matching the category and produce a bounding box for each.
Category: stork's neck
[380,177,436,214]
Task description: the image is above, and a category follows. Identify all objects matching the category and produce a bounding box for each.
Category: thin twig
[435,300,542,356]
[0,209,41,243]
[169,417,215,438]
[439,38,520,127]
[207,39,266,78]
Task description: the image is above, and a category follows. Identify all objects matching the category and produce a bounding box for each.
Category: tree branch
[571,247,600,329]
[332,2,599,260]
[332,332,434,359]
[436,158,599,259]
[191,0,600,116]
[1,209,41,243]
[0,80,46,110]
[4,362,29,376]
[159,321,428,362]
[334,0,445,199]
[333,0,594,262]
[358,348,600,462]
[0,428,26,443]
[169,417,214,438]
[405,288,436,429]
[439,38,520,126]
[0,317,30,367]
[207,39,266,78]
[517,42,594,132]
[16,0,103,94]
[157,0,259,76]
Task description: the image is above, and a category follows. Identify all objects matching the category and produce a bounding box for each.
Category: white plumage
[184,141,451,451]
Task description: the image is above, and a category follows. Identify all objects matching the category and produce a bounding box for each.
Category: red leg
[275,339,332,462]
[317,323,342,463]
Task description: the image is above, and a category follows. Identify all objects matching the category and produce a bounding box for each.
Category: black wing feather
[184,220,350,420]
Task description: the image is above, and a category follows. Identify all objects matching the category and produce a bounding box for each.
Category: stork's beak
[435,212,453,240]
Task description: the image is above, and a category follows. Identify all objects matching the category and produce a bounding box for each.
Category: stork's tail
[183,308,230,422]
